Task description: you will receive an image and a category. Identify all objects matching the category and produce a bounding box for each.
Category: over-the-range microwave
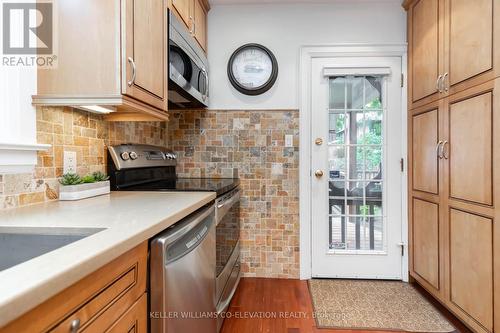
[168,9,209,109]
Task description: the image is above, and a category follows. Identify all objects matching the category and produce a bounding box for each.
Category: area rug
[308,279,455,332]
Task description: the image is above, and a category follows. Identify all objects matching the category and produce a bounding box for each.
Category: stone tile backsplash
[169,109,300,279]
[0,107,300,279]
[0,106,167,209]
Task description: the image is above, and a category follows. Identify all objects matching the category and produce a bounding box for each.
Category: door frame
[299,44,408,281]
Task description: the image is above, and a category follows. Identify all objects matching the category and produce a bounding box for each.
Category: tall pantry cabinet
[404,0,500,332]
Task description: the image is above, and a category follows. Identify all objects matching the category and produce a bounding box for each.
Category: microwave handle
[201,67,209,101]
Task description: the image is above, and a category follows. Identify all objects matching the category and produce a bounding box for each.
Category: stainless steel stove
[107,144,241,332]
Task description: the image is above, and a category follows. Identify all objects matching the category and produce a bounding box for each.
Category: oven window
[216,202,240,277]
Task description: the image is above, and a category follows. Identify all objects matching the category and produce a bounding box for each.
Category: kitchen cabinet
[193,0,208,52]
[405,0,500,109]
[0,242,148,333]
[407,0,442,106]
[33,0,168,121]
[172,0,192,28]
[122,0,168,111]
[170,0,209,51]
[408,78,500,333]
[412,198,440,292]
[411,106,440,194]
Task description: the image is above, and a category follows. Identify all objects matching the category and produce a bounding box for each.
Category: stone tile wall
[169,109,300,278]
[0,106,167,209]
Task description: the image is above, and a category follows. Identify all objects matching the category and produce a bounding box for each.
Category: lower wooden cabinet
[409,79,499,333]
[106,294,148,333]
[412,198,440,291]
[449,209,493,332]
[0,242,148,333]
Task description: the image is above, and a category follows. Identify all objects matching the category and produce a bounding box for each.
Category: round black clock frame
[227,43,279,96]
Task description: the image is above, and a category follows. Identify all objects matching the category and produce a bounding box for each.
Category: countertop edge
[0,192,216,328]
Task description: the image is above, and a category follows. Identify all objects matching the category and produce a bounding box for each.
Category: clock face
[228,44,278,95]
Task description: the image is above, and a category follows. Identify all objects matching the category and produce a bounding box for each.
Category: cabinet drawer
[0,242,148,333]
[87,294,147,333]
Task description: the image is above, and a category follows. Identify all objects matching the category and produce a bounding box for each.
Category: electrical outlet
[63,151,77,174]
[285,134,294,147]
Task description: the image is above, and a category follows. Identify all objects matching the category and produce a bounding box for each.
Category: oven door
[215,188,240,300]
[168,10,208,108]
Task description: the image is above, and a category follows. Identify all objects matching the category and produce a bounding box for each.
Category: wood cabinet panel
[448,0,493,87]
[172,0,192,28]
[449,209,493,331]
[122,0,168,111]
[412,199,440,289]
[193,0,207,51]
[412,109,439,194]
[0,242,148,333]
[449,92,493,205]
[410,0,440,102]
[103,294,147,333]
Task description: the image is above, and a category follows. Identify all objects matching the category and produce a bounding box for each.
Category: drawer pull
[69,319,80,333]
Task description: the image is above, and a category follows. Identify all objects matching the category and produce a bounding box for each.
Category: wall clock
[227,43,278,96]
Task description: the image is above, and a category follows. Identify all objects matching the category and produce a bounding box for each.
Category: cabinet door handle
[442,72,449,92]
[436,75,443,93]
[442,140,449,159]
[127,57,136,87]
[189,16,194,33]
[70,319,80,333]
[436,140,444,159]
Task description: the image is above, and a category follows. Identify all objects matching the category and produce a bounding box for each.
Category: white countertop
[0,191,216,327]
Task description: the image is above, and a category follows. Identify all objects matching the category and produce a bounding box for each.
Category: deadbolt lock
[315,138,323,145]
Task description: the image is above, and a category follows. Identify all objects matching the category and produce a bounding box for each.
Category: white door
[311,56,403,279]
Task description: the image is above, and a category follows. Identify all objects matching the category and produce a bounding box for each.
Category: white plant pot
[59,181,110,201]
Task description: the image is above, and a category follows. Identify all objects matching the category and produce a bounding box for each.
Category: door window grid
[327,75,385,252]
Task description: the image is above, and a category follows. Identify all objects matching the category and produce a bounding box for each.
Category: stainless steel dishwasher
[150,204,216,333]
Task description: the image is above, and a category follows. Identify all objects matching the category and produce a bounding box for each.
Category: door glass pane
[328,75,385,252]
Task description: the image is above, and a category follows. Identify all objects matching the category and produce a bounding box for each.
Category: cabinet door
[412,107,440,194]
[448,89,493,205]
[122,0,168,111]
[412,199,440,290]
[172,0,192,29]
[106,294,147,333]
[447,0,494,91]
[409,0,441,105]
[193,0,207,51]
[449,209,493,332]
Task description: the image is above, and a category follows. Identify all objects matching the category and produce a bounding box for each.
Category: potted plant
[58,171,110,201]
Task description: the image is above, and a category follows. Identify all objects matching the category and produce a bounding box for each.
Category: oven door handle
[217,189,240,209]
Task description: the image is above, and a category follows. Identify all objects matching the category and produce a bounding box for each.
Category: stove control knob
[120,152,130,161]
[129,151,138,160]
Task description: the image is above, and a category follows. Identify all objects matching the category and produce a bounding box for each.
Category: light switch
[285,134,293,147]
[63,151,77,174]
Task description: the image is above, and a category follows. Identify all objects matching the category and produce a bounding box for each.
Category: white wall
[207,1,407,109]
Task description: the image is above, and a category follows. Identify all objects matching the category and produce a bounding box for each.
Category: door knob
[315,170,324,178]
[315,138,323,145]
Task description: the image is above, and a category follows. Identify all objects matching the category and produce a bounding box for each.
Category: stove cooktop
[117,178,239,197]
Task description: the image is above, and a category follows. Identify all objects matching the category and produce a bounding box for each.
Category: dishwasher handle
[154,204,215,264]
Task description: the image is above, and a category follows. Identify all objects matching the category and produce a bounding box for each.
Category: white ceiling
[209,0,401,6]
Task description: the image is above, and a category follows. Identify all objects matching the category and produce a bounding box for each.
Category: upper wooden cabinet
[172,0,192,28]
[406,0,499,109]
[33,0,168,121]
[170,0,209,51]
[409,0,441,104]
[193,0,208,51]
[122,0,167,111]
